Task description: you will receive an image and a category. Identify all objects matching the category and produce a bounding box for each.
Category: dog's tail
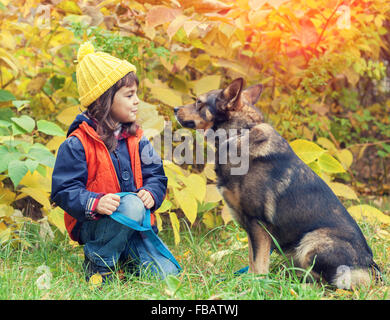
[332,261,382,289]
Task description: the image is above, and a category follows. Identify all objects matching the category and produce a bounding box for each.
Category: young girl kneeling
[51,42,180,283]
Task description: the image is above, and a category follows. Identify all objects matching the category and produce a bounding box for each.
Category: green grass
[0,197,389,300]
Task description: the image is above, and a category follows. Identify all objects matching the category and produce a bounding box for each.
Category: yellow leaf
[20,171,51,193]
[155,212,163,231]
[0,204,14,217]
[0,188,16,205]
[164,160,185,175]
[0,30,17,50]
[193,54,212,71]
[316,137,337,154]
[140,115,165,138]
[46,136,66,151]
[180,174,206,203]
[335,149,353,170]
[204,184,222,203]
[155,199,173,214]
[0,223,11,244]
[150,87,183,107]
[348,205,390,225]
[46,207,66,234]
[190,75,221,96]
[167,14,189,40]
[183,20,202,37]
[202,211,216,229]
[169,212,181,246]
[56,105,82,126]
[20,187,51,209]
[173,188,197,225]
[89,273,103,286]
[203,163,216,181]
[327,182,358,200]
[318,153,346,173]
[290,139,325,164]
[56,1,83,15]
[221,203,233,224]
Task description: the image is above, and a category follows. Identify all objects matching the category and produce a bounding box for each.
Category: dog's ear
[241,84,263,106]
[220,78,244,110]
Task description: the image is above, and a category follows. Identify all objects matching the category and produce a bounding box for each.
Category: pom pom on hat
[77,41,95,62]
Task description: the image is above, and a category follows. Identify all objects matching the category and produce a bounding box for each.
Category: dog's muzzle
[174,107,196,128]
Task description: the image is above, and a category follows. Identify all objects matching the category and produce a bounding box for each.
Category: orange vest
[64,121,155,241]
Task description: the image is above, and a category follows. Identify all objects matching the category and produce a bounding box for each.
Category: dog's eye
[192,97,203,109]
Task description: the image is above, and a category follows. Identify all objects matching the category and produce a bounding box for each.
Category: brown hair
[85,72,140,152]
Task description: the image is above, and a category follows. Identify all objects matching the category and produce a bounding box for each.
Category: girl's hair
[85,72,139,152]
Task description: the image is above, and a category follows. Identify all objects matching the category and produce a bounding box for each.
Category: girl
[51,42,180,283]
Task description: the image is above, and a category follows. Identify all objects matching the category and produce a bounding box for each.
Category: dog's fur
[174,78,381,288]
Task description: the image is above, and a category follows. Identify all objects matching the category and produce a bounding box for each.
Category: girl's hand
[96,193,121,215]
[137,189,155,209]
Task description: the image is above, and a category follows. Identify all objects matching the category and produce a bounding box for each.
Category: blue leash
[109,192,182,271]
[232,248,274,277]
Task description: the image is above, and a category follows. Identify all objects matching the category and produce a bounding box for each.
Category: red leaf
[291,17,319,47]
[146,6,182,28]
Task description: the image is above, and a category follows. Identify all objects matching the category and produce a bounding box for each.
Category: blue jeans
[80,194,179,279]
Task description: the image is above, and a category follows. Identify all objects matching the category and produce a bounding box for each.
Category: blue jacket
[51,112,167,238]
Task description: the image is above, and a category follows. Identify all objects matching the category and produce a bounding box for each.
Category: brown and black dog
[174,78,381,288]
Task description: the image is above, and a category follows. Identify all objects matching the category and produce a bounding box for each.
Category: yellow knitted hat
[76,42,137,107]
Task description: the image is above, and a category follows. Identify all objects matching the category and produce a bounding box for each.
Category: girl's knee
[118,194,145,224]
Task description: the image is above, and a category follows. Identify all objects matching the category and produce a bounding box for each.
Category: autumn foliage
[0,0,389,246]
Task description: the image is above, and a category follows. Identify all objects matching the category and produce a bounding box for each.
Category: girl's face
[110,83,139,123]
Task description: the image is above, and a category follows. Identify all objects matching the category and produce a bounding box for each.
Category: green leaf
[0,120,12,128]
[25,159,39,173]
[37,120,66,136]
[11,115,35,133]
[0,89,15,102]
[12,100,30,111]
[165,275,181,293]
[28,145,55,167]
[36,164,47,177]
[318,153,346,173]
[8,160,28,187]
[0,146,22,173]
[11,122,27,135]
[381,143,390,153]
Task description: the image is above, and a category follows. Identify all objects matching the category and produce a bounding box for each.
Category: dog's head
[174,78,264,131]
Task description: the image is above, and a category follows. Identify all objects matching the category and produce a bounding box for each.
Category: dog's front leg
[247,221,271,275]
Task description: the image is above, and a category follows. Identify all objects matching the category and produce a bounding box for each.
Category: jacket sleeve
[138,136,168,212]
[51,136,103,222]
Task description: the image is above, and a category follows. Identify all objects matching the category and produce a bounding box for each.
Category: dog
[174,78,381,288]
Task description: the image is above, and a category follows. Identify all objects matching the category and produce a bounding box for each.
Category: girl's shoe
[83,256,114,284]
